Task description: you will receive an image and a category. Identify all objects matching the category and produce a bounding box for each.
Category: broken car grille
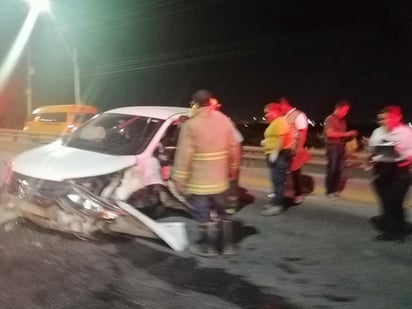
[8,172,70,206]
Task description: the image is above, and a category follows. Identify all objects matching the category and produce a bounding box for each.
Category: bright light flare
[26,0,50,12]
[0,9,39,93]
[0,0,50,94]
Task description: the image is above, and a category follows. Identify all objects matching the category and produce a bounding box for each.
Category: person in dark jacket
[324,100,358,199]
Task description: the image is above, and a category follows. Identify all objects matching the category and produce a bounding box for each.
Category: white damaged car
[3,106,192,250]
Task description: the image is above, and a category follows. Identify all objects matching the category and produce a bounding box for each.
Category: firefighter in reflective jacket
[173,89,241,256]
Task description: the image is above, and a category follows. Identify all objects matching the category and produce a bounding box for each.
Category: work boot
[189,222,218,257]
[225,208,236,215]
[293,195,304,204]
[369,215,388,232]
[206,221,219,255]
[221,220,236,256]
[226,185,239,215]
[261,205,282,216]
[267,192,276,199]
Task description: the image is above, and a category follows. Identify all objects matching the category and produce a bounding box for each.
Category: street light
[72,48,81,106]
[24,0,50,118]
[52,37,82,106]
[25,0,82,120]
[0,1,45,112]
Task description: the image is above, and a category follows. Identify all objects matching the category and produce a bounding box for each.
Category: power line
[57,0,222,34]
[57,0,176,31]
[52,33,368,80]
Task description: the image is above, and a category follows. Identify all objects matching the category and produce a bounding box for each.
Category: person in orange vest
[173,90,241,256]
[278,97,309,204]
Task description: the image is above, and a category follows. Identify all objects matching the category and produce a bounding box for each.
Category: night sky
[1,0,412,127]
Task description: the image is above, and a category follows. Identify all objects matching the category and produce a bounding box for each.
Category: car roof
[32,104,98,114]
[104,106,190,120]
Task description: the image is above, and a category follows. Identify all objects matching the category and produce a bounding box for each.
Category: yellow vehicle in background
[23,104,98,135]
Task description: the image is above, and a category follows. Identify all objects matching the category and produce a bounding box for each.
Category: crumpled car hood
[13,140,136,181]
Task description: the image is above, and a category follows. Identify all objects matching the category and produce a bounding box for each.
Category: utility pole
[73,48,81,105]
[25,48,35,118]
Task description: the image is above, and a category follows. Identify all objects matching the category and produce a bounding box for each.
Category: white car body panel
[13,140,136,181]
[12,106,190,183]
[105,106,189,119]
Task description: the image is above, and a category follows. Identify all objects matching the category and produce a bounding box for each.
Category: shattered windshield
[64,113,164,155]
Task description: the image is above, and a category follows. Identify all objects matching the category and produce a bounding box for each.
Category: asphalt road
[0,190,411,309]
[0,148,411,308]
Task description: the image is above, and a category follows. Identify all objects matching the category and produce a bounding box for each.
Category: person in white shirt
[368,105,412,242]
[278,97,308,204]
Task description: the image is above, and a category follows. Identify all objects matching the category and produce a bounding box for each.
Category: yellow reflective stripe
[187,188,227,193]
[173,170,189,179]
[193,151,228,158]
[186,182,228,192]
[173,170,189,176]
[188,189,226,194]
[193,154,227,161]
[193,151,228,161]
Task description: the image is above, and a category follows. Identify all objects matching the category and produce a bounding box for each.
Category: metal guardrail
[0,129,369,169]
[0,129,60,145]
[241,145,369,169]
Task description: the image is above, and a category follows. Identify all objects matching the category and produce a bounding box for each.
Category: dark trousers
[291,168,303,196]
[226,179,239,210]
[188,193,227,223]
[372,162,410,234]
[325,144,345,194]
[267,150,292,206]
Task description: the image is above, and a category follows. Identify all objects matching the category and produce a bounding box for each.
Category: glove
[229,169,239,181]
[160,165,171,180]
[268,150,279,163]
[175,180,185,193]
